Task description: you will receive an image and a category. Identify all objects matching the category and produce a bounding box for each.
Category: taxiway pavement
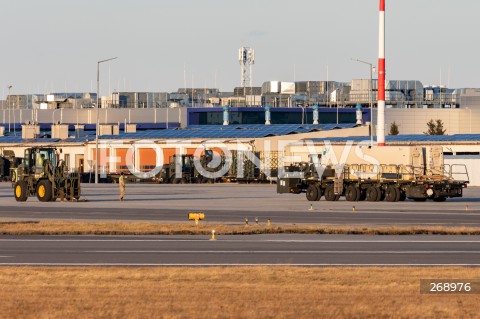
[0,184,479,227]
[1,234,479,266]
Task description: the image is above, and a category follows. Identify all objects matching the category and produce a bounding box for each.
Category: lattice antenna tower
[238,47,255,89]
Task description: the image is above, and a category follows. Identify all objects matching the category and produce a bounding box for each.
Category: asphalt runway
[1,234,480,266]
[0,183,479,226]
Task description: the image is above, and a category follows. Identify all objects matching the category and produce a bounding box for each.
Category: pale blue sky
[1,0,479,97]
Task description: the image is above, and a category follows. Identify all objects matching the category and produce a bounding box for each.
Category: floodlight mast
[351,58,375,147]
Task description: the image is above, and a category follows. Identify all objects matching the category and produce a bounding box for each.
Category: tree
[424,119,446,135]
[389,121,399,135]
[425,119,436,135]
[434,119,446,135]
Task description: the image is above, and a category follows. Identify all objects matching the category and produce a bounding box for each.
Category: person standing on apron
[119,172,125,201]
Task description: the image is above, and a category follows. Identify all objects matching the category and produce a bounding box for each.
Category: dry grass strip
[0,267,479,319]
[1,220,480,236]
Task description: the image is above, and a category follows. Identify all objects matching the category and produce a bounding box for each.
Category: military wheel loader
[11,147,81,202]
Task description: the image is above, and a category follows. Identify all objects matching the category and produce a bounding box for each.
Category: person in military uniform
[119,172,125,201]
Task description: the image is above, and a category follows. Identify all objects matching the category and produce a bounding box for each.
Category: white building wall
[377,108,480,135]
[444,157,480,186]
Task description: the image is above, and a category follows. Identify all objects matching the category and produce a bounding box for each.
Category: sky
[1,0,480,98]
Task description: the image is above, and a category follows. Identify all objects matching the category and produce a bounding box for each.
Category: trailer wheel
[398,190,407,201]
[385,186,400,202]
[14,181,29,202]
[306,184,321,201]
[433,197,447,202]
[324,185,340,201]
[376,187,385,201]
[345,186,360,202]
[366,186,378,202]
[36,180,53,202]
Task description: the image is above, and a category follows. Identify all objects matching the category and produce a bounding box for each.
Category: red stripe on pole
[380,0,385,11]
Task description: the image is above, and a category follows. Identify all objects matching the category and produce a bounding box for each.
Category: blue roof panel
[0,136,92,144]
[99,124,357,140]
[311,134,480,143]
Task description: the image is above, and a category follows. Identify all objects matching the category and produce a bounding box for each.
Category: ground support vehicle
[11,147,81,202]
[0,155,10,181]
[278,158,468,202]
[194,150,224,183]
[222,150,280,183]
[157,151,229,184]
[1,150,22,181]
[157,154,197,184]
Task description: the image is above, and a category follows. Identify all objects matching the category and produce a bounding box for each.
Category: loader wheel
[385,186,400,202]
[14,181,29,202]
[324,185,340,201]
[306,184,321,201]
[345,186,360,202]
[36,180,53,202]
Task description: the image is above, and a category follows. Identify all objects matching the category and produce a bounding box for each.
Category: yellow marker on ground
[188,212,205,220]
[210,230,216,241]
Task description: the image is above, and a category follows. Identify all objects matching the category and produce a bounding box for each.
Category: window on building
[64,154,70,171]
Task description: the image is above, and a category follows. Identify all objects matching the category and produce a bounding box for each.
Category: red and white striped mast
[377,0,386,146]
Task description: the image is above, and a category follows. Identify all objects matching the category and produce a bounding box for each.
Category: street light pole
[52,108,60,125]
[95,57,118,184]
[352,58,374,147]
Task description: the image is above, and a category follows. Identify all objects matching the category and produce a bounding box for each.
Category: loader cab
[24,148,56,174]
[166,154,196,183]
[170,154,194,170]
